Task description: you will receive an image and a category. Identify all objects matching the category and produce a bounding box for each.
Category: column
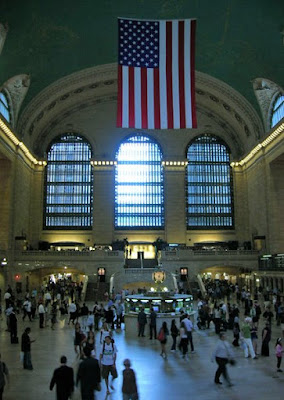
[163,162,187,244]
[92,162,115,244]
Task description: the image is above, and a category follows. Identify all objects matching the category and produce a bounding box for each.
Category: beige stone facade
[0,64,283,293]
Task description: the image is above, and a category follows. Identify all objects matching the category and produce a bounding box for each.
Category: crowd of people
[0,279,284,398]
[1,282,139,399]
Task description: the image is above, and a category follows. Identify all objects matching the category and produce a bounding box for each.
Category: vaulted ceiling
[0,0,283,120]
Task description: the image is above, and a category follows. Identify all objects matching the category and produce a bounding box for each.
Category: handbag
[157,328,165,341]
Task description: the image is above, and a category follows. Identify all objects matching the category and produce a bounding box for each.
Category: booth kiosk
[124,293,194,337]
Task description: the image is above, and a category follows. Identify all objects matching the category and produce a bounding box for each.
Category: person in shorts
[99,335,118,395]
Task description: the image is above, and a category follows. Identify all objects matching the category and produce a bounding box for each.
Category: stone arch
[17,65,263,160]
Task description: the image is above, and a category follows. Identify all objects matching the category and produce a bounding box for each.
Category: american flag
[117,18,197,130]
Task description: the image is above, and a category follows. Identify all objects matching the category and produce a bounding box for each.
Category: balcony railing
[162,249,259,258]
[14,249,124,260]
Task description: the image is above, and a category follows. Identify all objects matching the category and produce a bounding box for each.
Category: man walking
[21,327,35,370]
[100,335,118,395]
[183,314,195,353]
[77,347,101,400]
[22,298,32,322]
[50,355,74,400]
[241,317,257,359]
[38,301,45,329]
[212,332,235,386]
[115,301,124,329]
[9,307,18,344]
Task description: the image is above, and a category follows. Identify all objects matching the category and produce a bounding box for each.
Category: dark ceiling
[0,0,283,118]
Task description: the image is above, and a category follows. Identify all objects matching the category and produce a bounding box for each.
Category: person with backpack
[0,353,9,400]
[99,335,118,395]
[157,321,169,360]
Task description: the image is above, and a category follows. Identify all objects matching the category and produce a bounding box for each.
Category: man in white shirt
[38,302,45,328]
[211,332,235,386]
[183,314,195,353]
[100,335,118,395]
[22,298,32,322]
[44,291,52,307]
[68,302,77,325]
[4,291,11,309]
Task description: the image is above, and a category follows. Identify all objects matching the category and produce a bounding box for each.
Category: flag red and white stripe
[117,18,197,130]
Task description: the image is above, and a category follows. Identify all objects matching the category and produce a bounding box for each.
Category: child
[122,359,138,400]
[275,338,283,372]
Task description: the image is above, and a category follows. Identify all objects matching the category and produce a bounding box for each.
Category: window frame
[114,134,165,230]
[0,90,11,123]
[43,133,93,230]
[186,134,234,230]
[271,93,284,128]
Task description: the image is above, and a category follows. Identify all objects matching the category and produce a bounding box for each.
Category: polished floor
[0,301,283,400]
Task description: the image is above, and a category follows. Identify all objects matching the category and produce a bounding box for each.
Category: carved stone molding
[18,64,117,137]
[33,94,117,156]
[252,78,284,131]
[2,75,30,127]
[196,105,244,157]
[18,64,264,156]
[0,22,8,55]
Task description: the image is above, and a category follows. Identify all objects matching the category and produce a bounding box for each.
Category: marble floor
[0,303,283,400]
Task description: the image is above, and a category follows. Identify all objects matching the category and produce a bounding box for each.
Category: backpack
[157,328,165,341]
[102,339,114,353]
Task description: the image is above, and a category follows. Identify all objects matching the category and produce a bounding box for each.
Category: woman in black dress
[81,330,96,357]
[170,319,179,351]
[261,322,271,356]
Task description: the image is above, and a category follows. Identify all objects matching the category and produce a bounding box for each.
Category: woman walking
[275,338,283,372]
[81,330,96,357]
[100,321,112,344]
[232,321,240,347]
[251,322,258,355]
[170,320,179,351]
[158,321,169,360]
[179,321,189,359]
[74,322,84,356]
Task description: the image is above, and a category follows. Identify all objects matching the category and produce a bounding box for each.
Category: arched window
[271,94,284,128]
[0,91,11,123]
[186,135,234,229]
[115,135,164,229]
[44,134,93,229]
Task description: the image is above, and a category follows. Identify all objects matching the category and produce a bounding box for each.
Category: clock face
[153,271,165,283]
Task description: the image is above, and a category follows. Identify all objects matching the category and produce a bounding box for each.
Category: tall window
[186,135,234,229]
[44,134,93,229]
[115,135,164,229]
[271,94,284,128]
[0,91,11,123]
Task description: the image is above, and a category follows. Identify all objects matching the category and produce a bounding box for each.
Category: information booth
[124,293,194,337]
